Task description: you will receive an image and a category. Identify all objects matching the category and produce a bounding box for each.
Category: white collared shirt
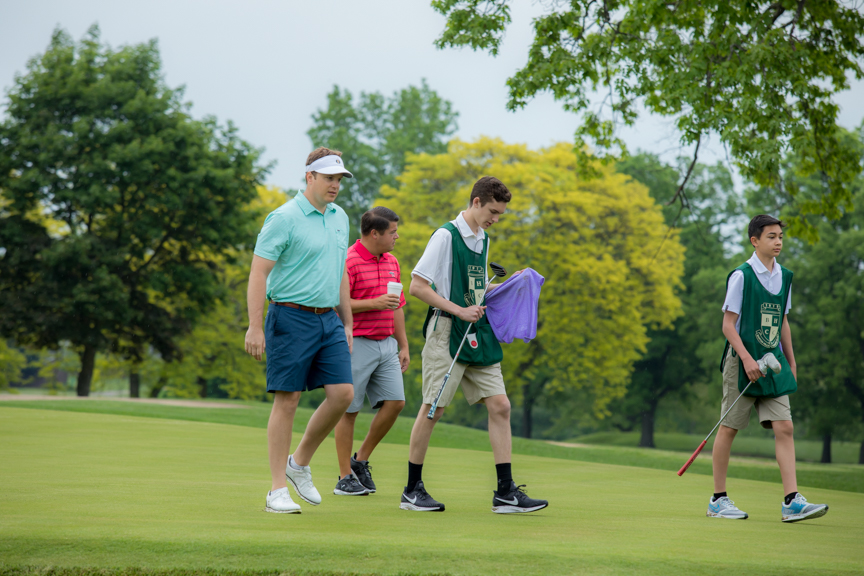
[722,252,792,333]
[411,212,489,300]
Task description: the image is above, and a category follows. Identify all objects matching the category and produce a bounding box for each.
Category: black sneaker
[333,474,369,496]
[400,481,445,512]
[351,453,376,493]
[492,482,548,514]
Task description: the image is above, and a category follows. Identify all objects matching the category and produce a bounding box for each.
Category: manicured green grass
[1,406,862,576]
[570,431,862,464]
[2,398,862,493]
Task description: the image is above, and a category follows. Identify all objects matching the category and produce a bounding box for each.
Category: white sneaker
[265,487,301,514]
[286,454,322,505]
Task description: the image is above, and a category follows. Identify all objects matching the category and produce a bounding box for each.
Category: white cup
[387,281,403,296]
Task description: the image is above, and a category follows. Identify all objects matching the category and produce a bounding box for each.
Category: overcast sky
[2,1,862,190]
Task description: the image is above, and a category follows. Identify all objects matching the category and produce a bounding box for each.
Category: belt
[271,301,335,314]
[433,309,453,319]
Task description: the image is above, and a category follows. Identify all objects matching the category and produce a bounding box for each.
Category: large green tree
[612,153,743,446]
[378,138,684,437]
[432,0,864,239]
[307,80,458,237]
[0,27,266,396]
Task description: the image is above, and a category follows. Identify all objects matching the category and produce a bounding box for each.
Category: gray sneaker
[333,474,370,496]
[782,493,828,523]
[351,454,376,493]
[706,496,748,519]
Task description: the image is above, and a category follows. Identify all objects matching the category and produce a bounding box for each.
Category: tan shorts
[721,347,791,430]
[421,316,506,407]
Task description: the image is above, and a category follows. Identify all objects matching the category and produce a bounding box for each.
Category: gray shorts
[348,336,405,413]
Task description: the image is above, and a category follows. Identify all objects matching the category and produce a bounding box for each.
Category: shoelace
[717,497,737,508]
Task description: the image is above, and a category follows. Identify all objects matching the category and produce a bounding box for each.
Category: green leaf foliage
[432,0,864,238]
[378,138,684,433]
[0,26,266,395]
[307,80,458,238]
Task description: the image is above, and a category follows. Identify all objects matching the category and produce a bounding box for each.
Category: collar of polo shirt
[305,155,354,178]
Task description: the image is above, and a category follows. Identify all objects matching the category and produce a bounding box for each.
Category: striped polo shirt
[346,240,406,340]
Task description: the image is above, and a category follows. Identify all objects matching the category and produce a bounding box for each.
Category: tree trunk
[639,401,657,448]
[522,382,534,439]
[76,345,96,397]
[129,371,140,398]
[820,434,832,464]
[198,376,207,399]
[149,376,166,398]
[859,439,864,465]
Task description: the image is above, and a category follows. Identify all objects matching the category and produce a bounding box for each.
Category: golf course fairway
[1,406,862,575]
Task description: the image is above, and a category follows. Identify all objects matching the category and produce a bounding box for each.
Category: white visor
[305,155,353,178]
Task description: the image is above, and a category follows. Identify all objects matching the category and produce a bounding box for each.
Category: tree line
[1,25,862,463]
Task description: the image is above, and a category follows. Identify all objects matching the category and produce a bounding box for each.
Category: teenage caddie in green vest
[245,147,355,514]
[708,214,828,523]
[400,176,548,514]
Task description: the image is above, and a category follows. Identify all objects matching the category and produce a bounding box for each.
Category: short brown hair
[470,176,511,206]
[361,207,400,236]
[306,146,342,166]
[748,214,786,241]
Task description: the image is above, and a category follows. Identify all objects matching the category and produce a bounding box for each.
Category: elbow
[408,278,420,298]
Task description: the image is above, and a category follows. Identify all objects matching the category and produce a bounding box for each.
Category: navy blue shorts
[265,304,353,393]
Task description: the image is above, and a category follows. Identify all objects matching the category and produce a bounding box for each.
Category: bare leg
[334,411,359,477]
[268,391,301,491]
[773,420,798,495]
[293,383,353,466]
[712,425,738,493]
[485,394,512,465]
[357,400,406,461]
[408,403,444,464]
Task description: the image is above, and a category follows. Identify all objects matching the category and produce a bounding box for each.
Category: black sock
[712,492,727,502]
[407,461,423,493]
[784,492,798,505]
[496,462,513,492]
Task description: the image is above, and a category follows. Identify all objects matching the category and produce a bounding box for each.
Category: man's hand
[245,327,266,361]
[398,347,410,373]
[742,356,764,383]
[375,294,401,310]
[344,325,353,354]
[457,305,486,323]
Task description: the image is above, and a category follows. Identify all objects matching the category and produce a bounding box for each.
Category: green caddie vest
[720,262,797,398]
[421,222,504,366]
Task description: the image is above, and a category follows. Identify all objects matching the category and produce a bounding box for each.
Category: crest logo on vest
[465,265,485,306]
[756,302,781,348]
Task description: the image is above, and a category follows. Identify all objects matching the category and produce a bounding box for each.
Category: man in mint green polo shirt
[245,147,355,514]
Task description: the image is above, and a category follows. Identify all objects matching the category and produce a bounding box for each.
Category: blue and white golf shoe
[781,493,828,523]
[706,496,748,519]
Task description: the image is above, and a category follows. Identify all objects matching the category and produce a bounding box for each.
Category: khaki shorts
[421,316,506,407]
[721,347,791,430]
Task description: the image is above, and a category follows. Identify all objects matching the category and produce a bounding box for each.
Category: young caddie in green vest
[401,176,548,514]
[708,214,828,523]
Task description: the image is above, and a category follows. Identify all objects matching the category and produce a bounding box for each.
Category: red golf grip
[677,440,707,476]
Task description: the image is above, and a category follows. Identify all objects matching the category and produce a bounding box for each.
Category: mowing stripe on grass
[2,400,862,493]
[1,407,863,576]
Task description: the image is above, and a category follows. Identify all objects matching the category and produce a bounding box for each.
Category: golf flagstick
[676,381,753,476]
[426,262,507,420]
[677,352,781,476]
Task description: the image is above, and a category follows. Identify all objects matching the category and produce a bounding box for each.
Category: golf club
[426,262,507,420]
[676,352,782,476]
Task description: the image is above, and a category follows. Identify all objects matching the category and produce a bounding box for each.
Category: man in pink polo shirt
[333,206,409,496]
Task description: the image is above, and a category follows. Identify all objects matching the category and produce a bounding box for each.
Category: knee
[391,400,406,414]
[332,385,354,409]
[487,396,511,421]
[273,392,300,412]
[773,420,794,437]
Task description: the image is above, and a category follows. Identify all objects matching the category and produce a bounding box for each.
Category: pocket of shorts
[272,307,291,338]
